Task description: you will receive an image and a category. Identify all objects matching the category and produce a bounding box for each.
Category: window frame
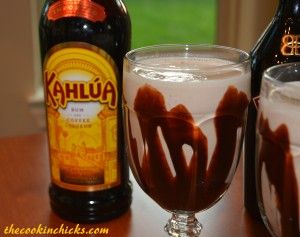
[217,0,277,51]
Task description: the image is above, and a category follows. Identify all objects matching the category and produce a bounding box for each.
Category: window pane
[125,0,217,48]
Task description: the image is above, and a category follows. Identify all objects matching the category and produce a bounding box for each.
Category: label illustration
[44,42,120,191]
[281,34,300,56]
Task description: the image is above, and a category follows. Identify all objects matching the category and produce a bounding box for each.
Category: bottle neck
[278,0,300,17]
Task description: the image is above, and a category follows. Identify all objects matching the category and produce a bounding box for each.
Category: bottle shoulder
[251,18,282,54]
[251,15,300,64]
[39,0,131,63]
[40,0,130,37]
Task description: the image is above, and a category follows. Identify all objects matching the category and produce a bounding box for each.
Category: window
[126,0,217,48]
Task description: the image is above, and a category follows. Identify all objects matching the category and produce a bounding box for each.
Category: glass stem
[164,212,202,237]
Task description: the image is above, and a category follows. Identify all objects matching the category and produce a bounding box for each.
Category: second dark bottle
[245,0,300,220]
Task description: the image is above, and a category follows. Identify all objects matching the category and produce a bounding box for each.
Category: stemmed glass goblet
[123,44,250,236]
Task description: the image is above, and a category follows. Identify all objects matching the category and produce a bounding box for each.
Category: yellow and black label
[44,42,120,191]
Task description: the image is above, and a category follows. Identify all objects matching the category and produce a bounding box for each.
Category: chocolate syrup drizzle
[126,84,249,212]
[258,116,299,236]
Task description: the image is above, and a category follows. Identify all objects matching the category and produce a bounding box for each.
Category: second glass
[256,63,300,237]
[123,44,250,236]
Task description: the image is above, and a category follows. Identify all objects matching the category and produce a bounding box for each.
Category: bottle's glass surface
[256,63,300,237]
[123,44,250,236]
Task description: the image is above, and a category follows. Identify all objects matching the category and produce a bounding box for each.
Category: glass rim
[124,44,250,72]
[263,62,300,86]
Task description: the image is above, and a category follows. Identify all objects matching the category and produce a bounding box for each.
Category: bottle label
[44,42,120,192]
[281,34,300,56]
[47,0,107,22]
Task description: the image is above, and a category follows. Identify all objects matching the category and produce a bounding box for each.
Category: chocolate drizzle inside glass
[258,116,299,236]
[126,84,249,212]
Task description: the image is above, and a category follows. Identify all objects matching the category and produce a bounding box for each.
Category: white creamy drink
[124,56,250,171]
[124,57,250,113]
[257,82,300,236]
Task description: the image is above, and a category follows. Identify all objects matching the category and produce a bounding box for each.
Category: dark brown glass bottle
[245,0,300,220]
[39,0,132,223]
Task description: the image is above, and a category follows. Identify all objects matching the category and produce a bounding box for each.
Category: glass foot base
[164,212,202,237]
